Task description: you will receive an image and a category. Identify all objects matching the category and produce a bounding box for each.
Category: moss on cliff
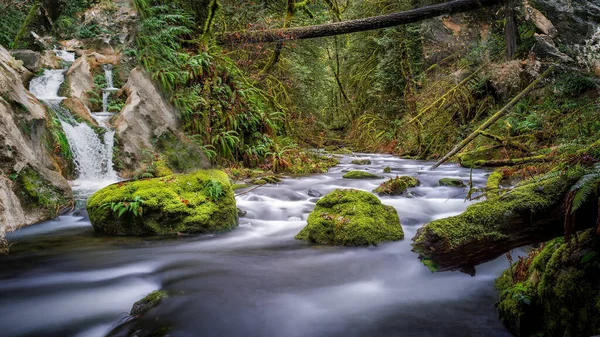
[15,166,71,218]
[87,169,237,236]
[373,176,420,195]
[295,189,403,246]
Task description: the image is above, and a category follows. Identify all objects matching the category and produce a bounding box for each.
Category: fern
[569,165,600,213]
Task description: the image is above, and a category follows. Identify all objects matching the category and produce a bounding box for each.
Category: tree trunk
[504,0,518,60]
[219,0,503,44]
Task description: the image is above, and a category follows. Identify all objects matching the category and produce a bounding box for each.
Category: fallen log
[219,0,502,44]
[469,154,548,167]
[412,170,592,275]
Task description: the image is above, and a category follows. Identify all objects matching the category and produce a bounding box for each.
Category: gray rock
[308,188,322,197]
[531,34,574,63]
[10,50,41,73]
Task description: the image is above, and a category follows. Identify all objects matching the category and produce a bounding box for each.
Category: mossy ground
[295,189,403,246]
[496,230,600,337]
[373,176,420,196]
[438,178,466,187]
[343,171,381,179]
[87,170,237,236]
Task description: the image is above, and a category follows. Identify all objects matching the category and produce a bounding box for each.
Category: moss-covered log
[412,171,588,274]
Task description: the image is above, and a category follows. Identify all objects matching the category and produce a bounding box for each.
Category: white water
[29,51,118,194]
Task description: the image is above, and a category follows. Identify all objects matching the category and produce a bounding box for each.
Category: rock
[87,170,237,236]
[412,172,582,274]
[295,189,403,246]
[496,229,600,337]
[343,171,381,179]
[10,50,41,73]
[351,159,371,165]
[307,188,322,197]
[113,67,209,174]
[62,97,98,127]
[530,34,574,63]
[0,45,73,244]
[65,55,95,104]
[374,176,420,195]
[130,290,168,316]
[40,51,62,70]
[532,0,600,46]
[524,1,558,38]
[438,178,467,187]
[383,166,392,173]
[237,208,247,217]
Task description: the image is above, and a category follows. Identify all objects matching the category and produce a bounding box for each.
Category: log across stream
[0,154,516,337]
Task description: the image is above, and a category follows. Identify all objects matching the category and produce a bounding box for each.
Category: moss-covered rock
[374,176,420,196]
[412,171,581,273]
[332,147,353,155]
[131,290,168,316]
[383,166,392,173]
[295,189,403,246]
[351,159,371,165]
[343,171,381,179]
[438,178,467,187]
[15,166,71,217]
[496,229,600,337]
[87,170,238,236]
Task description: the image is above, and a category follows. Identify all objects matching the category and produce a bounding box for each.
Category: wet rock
[383,166,392,173]
[131,290,168,316]
[296,189,403,246]
[343,171,381,179]
[374,176,420,196]
[237,208,247,217]
[438,178,467,187]
[307,188,322,197]
[87,170,237,236]
[351,159,371,165]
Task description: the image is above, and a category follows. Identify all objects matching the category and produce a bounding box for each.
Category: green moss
[383,166,392,173]
[496,230,600,337]
[86,170,237,236]
[332,148,353,155]
[438,178,467,187]
[131,290,168,316]
[486,170,504,199]
[458,145,502,168]
[153,160,173,177]
[232,183,249,190]
[373,176,420,195]
[15,166,70,217]
[295,189,403,246]
[351,159,371,165]
[413,171,579,267]
[421,258,439,272]
[343,171,381,179]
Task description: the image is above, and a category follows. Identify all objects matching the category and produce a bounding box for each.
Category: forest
[0,0,599,336]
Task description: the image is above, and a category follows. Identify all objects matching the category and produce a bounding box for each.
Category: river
[0,154,514,337]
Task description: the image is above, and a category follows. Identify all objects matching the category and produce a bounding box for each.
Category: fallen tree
[219,0,502,44]
[411,170,596,275]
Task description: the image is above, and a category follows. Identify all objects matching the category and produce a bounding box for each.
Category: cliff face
[0,45,73,243]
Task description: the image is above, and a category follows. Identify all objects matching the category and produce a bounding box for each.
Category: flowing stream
[0,155,515,337]
[28,51,119,196]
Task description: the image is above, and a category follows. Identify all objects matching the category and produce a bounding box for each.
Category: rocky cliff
[0,45,73,249]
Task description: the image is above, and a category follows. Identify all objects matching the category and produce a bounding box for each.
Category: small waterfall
[101,64,119,114]
[30,50,118,192]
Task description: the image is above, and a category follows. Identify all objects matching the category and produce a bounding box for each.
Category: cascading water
[29,50,118,195]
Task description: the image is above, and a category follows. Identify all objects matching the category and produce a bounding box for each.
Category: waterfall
[101,64,118,114]
[30,50,118,192]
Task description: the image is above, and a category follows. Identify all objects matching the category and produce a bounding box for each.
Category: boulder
[113,67,209,174]
[351,159,371,165]
[295,189,403,246]
[530,34,574,63]
[65,55,95,103]
[62,97,98,127]
[438,178,467,187]
[10,50,41,73]
[307,188,322,197]
[374,176,420,195]
[87,170,238,236]
[343,171,381,179]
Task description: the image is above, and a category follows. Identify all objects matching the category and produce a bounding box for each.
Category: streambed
[0,154,514,337]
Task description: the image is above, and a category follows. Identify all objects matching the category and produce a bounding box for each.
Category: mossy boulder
[343,171,381,179]
[374,176,420,196]
[351,159,371,165]
[87,170,238,236]
[496,229,600,337]
[383,166,392,173]
[295,189,403,246]
[438,178,467,187]
[131,290,168,316]
[412,171,580,274]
